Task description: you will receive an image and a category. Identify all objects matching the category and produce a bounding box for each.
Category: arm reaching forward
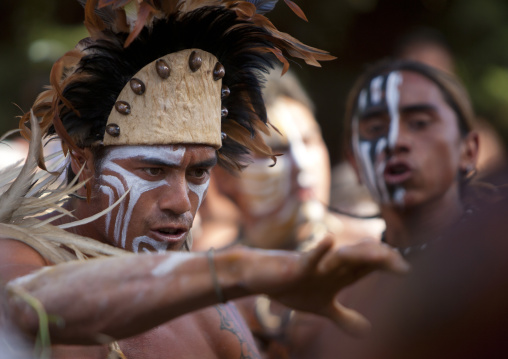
[3,237,408,344]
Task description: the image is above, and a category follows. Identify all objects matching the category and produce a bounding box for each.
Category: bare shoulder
[200,303,261,359]
[0,237,48,283]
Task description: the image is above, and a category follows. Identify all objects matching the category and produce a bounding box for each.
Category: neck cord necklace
[380,232,434,258]
[381,206,475,258]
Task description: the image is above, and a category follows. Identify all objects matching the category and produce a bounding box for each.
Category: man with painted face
[346,59,479,256]
[286,59,481,359]
[0,1,409,358]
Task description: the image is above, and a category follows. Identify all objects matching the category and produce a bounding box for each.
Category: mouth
[150,227,188,243]
[384,162,412,185]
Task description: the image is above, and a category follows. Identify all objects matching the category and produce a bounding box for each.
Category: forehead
[103,144,216,162]
[358,70,447,114]
[397,70,446,107]
[265,97,319,148]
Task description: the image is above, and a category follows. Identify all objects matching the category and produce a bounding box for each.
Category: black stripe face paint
[351,71,406,206]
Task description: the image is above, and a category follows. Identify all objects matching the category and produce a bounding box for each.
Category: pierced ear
[459,131,479,173]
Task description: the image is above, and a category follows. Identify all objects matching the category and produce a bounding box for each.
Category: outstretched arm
[3,237,407,345]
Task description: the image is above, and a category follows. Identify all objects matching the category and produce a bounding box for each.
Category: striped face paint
[352,71,406,206]
[98,146,209,253]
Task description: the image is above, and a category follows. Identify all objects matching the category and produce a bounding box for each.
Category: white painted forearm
[5,250,243,345]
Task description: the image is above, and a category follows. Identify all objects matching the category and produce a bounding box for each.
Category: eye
[190,168,208,178]
[359,117,389,140]
[188,168,211,182]
[142,167,164,177]
[408,114,432,131]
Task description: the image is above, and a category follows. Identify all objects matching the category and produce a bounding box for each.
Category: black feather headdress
[21,0,334,171]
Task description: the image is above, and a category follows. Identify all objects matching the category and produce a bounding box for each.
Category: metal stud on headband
[104,49,223,149]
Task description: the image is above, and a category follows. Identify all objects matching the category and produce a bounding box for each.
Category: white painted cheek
[99,146,186,250]
[358,141,380,202]
[101,174,128,241]
[188,178,210,210]
[374,138,390,203]
[353,111,382,203]
[105,161,169,249]
[99,185,115,235]
[385,72,407,206]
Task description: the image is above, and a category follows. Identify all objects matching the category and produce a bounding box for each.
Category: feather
[245,0,278,14]
[98,0,132,9]
[58,189,129,229]
[24,0,335,172]
[0,112,41,223]
[0,129,21,142]
[0,127,129,262]
[84,0,107,38]
[124,2,156,47]
[283,0,307,22]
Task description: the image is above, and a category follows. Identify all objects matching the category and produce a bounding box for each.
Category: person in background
[286,58,491,358]
[193,67,382,253]
[193,67,386,358]
[393,27,507,174]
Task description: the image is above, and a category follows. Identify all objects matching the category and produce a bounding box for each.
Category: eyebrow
[359,104,438,120]
[399,104,438,114]
[190,157,218,168]
[360,107,388,120]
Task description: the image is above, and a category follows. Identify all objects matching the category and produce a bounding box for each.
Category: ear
[70,148,96,190]
[459,131,479,173]
[346,149,363,185]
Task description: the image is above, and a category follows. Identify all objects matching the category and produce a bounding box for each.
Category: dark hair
[343,59,475,152]
[66,145,110,185]
[49,7,276,171]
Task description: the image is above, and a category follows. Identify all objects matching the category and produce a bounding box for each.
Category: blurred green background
[1,0,508,165]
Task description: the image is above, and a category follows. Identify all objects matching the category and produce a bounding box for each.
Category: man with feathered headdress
[0,1,408,358]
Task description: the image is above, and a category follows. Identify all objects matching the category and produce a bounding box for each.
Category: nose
[157,177,192,215]
[387,123,411,156]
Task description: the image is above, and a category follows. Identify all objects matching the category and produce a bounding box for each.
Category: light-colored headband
[103,48,226,149]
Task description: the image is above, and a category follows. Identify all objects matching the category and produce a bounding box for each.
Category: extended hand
[241,238,409,337]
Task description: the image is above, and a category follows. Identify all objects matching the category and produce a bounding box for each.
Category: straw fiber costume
[0,0,333,357]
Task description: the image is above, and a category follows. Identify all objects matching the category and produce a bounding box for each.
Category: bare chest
[52,304,260,359]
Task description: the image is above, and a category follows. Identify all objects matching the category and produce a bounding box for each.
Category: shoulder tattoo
[214,304,261,359]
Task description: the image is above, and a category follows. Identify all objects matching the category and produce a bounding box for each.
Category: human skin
[0,144,409,358]
[283,69,481,359]
[279,69,480,359]
[68,144,217,253]
[207,97,332,250]
[351,70,478,248]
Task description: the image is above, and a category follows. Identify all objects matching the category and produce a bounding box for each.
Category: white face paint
[98,145,210,253]
[352,71,406,207]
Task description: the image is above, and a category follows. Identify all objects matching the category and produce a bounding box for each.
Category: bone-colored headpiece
[103,48,225,149]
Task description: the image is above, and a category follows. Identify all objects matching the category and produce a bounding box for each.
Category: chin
[393,193,423,209]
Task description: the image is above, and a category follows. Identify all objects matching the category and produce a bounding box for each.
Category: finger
[323,298,372,338]
[303,236,334,270]
[318,240,410,275]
